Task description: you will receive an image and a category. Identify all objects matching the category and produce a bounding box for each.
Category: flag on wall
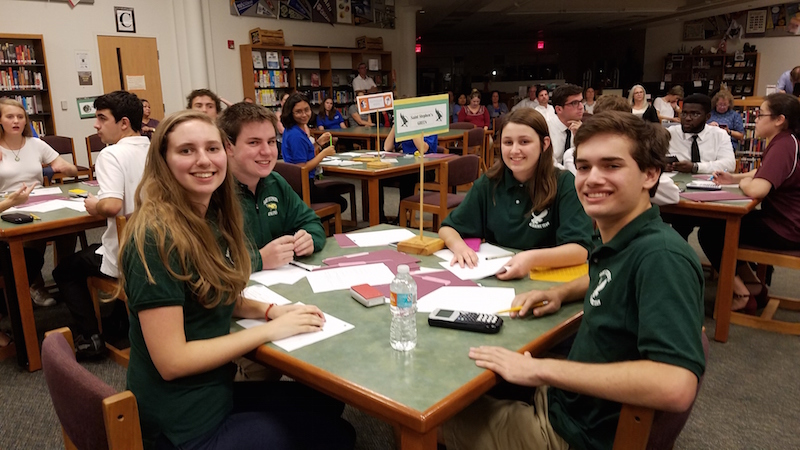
[280,0,313,21]
[312,0,335,25]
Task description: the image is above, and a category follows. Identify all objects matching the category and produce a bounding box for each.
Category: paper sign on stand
[356,92,394,159]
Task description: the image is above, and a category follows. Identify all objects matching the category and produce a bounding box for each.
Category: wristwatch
[691,163,699,174]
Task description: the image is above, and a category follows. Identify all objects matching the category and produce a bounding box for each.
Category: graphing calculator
[427,309,503,334]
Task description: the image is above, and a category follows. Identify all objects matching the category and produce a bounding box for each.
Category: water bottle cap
[397,264,409,274]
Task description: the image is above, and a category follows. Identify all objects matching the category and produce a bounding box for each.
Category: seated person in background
[0,98,78,307]
[666,93,735,174]
[628,84,650,118]
[281,93,348,212]
[379,125,437,223]
[511,85,539,112]
[219,102,326,271]
[547,84,584,167]
[458,89,491,129]
[317,98,348,130]
[487,90,509,121]
[140,98,159,139]
[707,88,744,146]
[0,183,36,346]
[439,108,592,280]
[581,87,596,115]
[120,110,355,450]
[442,110,705,450]
[776,65,800,93]
[698,93,800,313]
[533,86,556,120]
[563,95,680,206]
[452,93,467,122]
[653,85,684,123]
[53,91,150,359]
[352,62,378,93]
[187,88,223,121]
[348,90,375,127]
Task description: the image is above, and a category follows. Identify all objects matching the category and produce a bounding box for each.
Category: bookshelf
[733,97,766,173]
[240,44,392,113]
[663,52,759,97]
[0,34,55,136]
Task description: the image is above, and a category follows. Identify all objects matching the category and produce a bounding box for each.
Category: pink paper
[424,153,452,159]
[463,237,481,252]
[691,174,714,180]
[334,233,357,248]
[680,191,751,202]
[323,249,419,267]
[374,269,477,299]
[23,194,67,206]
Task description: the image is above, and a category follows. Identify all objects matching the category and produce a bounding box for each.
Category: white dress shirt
[535,104,556,121]
[547,115,570,165]
[667,125,735,174]
[511,98,538,111]
[352,75,376,92]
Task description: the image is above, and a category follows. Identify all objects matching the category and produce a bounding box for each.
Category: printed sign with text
[393,94,450,142]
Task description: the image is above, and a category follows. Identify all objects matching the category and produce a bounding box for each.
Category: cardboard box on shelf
[250,28,285,46]
[356,36,383,50]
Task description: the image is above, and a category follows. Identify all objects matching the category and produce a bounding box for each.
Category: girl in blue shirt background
[317,98,347,130]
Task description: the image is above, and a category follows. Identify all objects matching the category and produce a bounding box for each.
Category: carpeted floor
[1,179,799,449]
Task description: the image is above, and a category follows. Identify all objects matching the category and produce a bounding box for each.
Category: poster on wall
[335,0,352,24]
[352,0,372,25]
[363,0,394,28]
[311,0,335,24]
[280,0,313,21]
[230,0,278,18]
[682,2,800,40]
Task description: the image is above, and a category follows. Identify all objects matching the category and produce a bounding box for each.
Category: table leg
[5,241,41,371]
[361,180,369,222]
[713,216,740,343]
[368,179,381,226]
[399,426,437,450]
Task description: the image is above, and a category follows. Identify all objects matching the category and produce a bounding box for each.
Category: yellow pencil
[496,301,548,314]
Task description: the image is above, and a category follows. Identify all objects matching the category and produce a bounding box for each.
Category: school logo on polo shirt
[263,196,279,217]
[590,269,612,307]
[529,209,550,229]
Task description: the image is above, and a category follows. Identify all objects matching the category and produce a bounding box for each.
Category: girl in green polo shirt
[439,108,593,280]
[118,110,354,450]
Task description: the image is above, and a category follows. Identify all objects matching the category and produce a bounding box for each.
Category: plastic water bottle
[390,264,417,351]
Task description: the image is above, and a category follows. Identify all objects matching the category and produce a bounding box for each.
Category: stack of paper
[416,286,515,315]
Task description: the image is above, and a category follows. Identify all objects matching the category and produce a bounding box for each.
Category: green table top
[0,183,101,235]
[241,225,582,414]
[320,150,453,175]
[672,172,757,208]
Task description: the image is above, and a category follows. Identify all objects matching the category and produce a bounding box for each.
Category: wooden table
[0,185,105,371]
[312,127,469,151]
[319,151,456,226]
[661,174,759,343]
[244,226,582,450]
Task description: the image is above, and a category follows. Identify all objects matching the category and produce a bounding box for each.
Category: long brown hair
[118,110,251,308]
[0,98,33,139]
[486,108,558,214]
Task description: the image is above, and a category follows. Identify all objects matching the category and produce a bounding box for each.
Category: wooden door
[97,36,164,120]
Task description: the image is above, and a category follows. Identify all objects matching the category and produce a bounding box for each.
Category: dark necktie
[565,129,572,151]
[691,135,700,163]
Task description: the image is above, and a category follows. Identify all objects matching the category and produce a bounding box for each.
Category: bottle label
[391,292,412,308]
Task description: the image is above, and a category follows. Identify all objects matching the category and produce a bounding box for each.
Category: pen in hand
[496,301,548,315]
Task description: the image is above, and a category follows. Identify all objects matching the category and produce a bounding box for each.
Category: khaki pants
[443,386,571,450]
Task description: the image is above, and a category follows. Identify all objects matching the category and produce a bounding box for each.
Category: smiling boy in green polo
[442,111,705,450]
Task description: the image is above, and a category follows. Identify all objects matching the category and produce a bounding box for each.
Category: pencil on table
[496,301,548,314]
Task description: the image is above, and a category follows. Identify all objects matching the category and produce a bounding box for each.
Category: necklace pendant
[14,155,20,162]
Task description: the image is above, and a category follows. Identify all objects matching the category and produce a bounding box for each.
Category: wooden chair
[85,133,106,179]
[42,327,143,450]
[464,127,488,173]
[730,246,800,335]
[489,115,507,168]
[613,332,710,450]
[314,178,357,226]
[449,122,475,130]
[87,215,130,367]
[273,162,342,235]
[398,155,480,231]
[41,135,93,183]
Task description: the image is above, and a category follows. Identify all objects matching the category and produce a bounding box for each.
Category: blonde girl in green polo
[118,110,354,449]
[439,108,593,280]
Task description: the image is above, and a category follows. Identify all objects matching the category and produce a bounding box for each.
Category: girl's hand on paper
[266,305,326,340]
[449,245,479,269]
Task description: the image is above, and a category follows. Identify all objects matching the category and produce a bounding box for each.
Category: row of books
[735,156,761,173]
[1,94,44,114]
[252,51,289,70]
[300,89,327,104]
[30,120,45,136]
[1,43,37,65]
[254,70,290,88]
[332,90,354,104]
[255,89,283,107]
[0,67,44,91]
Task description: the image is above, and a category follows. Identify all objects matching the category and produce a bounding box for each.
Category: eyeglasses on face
[754,110,774,119]
[563,100,584,108]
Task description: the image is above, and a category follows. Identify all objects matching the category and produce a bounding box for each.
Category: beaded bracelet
[265,303,275,321]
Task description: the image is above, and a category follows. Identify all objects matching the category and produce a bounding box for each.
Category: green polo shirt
[548,205,706,450]
[124,230,236,449]
[237,172,326,271]
[441,169,592,252]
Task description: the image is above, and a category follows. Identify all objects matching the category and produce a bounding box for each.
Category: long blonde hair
[0,98,33,139]
[118,110,251,308]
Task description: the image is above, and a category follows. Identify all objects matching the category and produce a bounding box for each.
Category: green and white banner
[393,94,449,142]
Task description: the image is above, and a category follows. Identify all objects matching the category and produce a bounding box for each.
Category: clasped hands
[261,230,314,269]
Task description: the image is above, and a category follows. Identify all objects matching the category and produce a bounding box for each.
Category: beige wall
[644,21,800,96]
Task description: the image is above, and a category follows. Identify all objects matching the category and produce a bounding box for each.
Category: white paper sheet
[306,263,395,293]
[345,229,416,247]
[434,243,514,261]
[417,286,516,315]
[249,264,309,286]
[438,257,512,280]
[29,187,64,196]
[236,309,354,352]
[241,284,291,305]
[339,152,362,157]
[12,199,86,213]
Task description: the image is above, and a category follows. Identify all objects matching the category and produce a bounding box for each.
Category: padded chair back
[273,161,311,205]
[42,332,117,450]
[494,115,507,137]
[86,134,105,168]
[41,135,76,162]
[466,127,485,147]
[450,122,475,130]
[447,154,480,188]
